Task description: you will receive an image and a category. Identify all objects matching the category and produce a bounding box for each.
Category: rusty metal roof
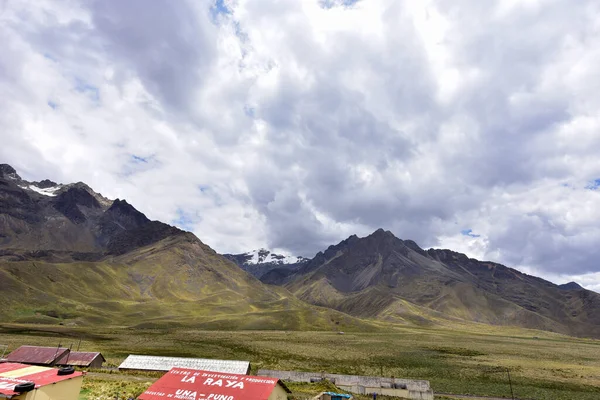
[5,346,69,366]
[56,351,105,367]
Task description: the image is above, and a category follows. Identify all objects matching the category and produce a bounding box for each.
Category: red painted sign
[139,368,283,400]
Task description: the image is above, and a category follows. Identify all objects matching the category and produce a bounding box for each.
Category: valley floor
[0,324,599,400]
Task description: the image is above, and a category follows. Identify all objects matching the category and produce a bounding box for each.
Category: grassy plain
[0,323,599,400]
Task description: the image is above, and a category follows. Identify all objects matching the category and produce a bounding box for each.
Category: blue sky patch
[585,179,600,190]
[74,78,100,103]
[244,104,255,117]
[173,208,199,232]
[131,155,149,164]
[319,0,360,9]
[119,154,159,178]
[47,100,58,110]
[43,53,57,62]
[210,0,231,22]
[461,229,481,238]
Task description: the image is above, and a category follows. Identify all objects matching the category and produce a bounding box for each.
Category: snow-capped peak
[19,184,62,197]
[243,249,308,265]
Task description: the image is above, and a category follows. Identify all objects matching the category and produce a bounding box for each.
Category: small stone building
[0,362,84,400]
[138,368,290,400]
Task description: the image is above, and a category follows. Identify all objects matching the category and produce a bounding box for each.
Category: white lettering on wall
[175,389,198,399]
[202,379,244,389]
[226,380,244,389]
[207,395,234,400]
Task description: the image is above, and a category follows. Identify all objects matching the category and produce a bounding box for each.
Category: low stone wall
[258,369,434,400]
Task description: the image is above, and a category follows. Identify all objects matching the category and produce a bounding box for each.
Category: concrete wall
[258,370,430,392]
[408,390,434,400]
[268,383,289,400]
[337,385,433,400]
[338,385,410,398]
[88,357,104,369]
[15,376,83,400]
[258,370,433,400]
[379,387,410,397]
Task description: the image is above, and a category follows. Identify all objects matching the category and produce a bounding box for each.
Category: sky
[1,0,599,290]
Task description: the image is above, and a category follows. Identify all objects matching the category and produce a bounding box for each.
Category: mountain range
[0,164,367,330]
[1,163,599,338]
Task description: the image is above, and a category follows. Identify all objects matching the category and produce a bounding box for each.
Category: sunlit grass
[2,324,599,400]
[78,377,153,400]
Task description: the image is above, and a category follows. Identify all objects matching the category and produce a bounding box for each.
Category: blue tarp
[323,392,352,399]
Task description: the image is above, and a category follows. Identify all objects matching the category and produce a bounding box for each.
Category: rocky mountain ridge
[2,163,599,337]
[269,228,600,337]
[0,163,183,256]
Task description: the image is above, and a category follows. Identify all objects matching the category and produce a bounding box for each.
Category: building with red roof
[139,368,290,400]
[5,347,69,367]
[0,362,83,399]
[56,351,105,368]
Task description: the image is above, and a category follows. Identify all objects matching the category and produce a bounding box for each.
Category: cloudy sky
[1,0,599,289]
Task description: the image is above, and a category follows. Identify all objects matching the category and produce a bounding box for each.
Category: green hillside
[0,234,374,331]
[2,164,599,338]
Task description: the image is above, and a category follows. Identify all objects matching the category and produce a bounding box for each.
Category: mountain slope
[4,163,598,337]
[0,164,373,331]
[0,234,370,330]
[559,281,584,290]
[280,229,600,337]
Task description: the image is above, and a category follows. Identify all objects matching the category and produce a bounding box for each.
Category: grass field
[1,323,599,400]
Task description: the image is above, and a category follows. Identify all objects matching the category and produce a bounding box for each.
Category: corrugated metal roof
[118,355,250,374]
[56,352,105,367]
[139,368,288,400]
[5,346,69,366]
[0,362,83,397]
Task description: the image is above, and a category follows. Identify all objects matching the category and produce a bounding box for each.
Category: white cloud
[1,0,599,289]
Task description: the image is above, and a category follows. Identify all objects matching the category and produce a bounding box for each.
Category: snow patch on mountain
[243,249,308,265]
[19,184,62,197]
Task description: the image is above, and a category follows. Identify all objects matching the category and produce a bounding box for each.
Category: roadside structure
[138,368,290,400]
[5,347,69,367]
[56,352,105,368]
[312,392,353,400]
[258,370,434,400]
[0,362,84,400]
[118,355,251,374]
